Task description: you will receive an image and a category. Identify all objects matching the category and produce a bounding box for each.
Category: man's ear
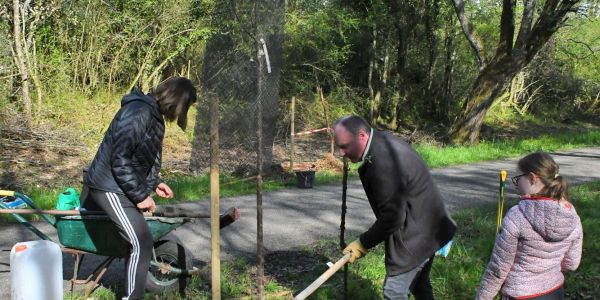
[358,129,369,140]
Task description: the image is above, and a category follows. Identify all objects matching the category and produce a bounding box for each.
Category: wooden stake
[290,96,295,172]
[293,253,352,300]
[319,87,335,155]
[210,93,221,300]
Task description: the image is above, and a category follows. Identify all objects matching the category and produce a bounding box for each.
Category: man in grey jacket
[334,115,456,300]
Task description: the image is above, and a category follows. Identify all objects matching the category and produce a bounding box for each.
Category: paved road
[1,147,599,298]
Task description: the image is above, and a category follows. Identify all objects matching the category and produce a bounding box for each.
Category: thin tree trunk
[442,21,456,124]
[12,0,32,125]
[73,0,92,86]
[368,25,376,123]
[373,50,389,123]
[21,0,48,117]
[26,38,43,116]
[425,0,440,119]
[290,96,295,171]
[255,37,265,300]
[451,0,486,70]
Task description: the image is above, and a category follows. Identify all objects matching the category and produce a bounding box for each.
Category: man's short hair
[334,115,371,136]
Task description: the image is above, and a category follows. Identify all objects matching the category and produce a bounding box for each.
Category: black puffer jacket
[84,89,165,204]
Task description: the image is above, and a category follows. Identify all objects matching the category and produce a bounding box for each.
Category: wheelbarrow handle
[0,209,90,216]
[0,209,147,216]
[0,207,241,229]
[0,190,15,197]
[152,207,240,229]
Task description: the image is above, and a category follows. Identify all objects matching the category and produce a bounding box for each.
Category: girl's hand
[155,182,174,198]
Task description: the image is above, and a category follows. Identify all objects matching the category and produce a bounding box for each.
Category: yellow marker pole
[497,170,507,233]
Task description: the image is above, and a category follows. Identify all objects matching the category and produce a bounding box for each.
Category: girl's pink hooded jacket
[476,197,583,299]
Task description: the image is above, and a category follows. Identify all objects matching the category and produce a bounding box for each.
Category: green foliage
[555,18,600,83]
[545,17,600,115]
[32,0,214,95]
[283,2,360,94]
[3,0,599,136]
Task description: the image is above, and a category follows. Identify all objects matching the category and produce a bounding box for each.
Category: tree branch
[514,0,535,59]
[566,38,598,54]
[496,0,516,58]
[450,0,486,70]
[558,45,595,60]
[519,0,582,66]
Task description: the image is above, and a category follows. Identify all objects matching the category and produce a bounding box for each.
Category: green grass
[159,173,294,205]
[564,182,600,298]
[66,181,600,299]
[414,128,600,167]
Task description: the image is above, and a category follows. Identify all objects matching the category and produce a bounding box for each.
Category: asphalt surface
[1,147,599,298]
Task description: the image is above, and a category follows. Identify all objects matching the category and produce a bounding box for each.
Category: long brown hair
[518,152,569,200]
[153,77,197,130]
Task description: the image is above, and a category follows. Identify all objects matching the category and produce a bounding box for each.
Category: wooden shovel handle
[293,253,352,300]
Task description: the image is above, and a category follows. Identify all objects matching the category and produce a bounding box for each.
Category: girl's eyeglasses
[511,173,528,185]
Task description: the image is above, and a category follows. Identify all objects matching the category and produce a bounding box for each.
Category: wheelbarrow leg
[63,247,115,298]
[82,256,115,298]
[62,248,85,293]
[71,252,83,293]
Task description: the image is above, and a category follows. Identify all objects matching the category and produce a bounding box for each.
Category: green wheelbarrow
[0,190,240,297]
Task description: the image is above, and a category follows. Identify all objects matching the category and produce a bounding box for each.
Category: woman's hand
[155,182,174,198]
[137,196,156,212]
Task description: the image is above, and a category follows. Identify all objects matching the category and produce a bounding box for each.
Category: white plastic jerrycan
[10,240,63,300]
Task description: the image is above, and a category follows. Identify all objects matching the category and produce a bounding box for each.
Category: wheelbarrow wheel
[146,240,192,294]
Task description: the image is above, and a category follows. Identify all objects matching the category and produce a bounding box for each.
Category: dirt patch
[0,118,86,190]
[315,153,344,173]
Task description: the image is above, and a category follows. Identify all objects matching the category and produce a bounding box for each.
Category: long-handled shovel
[293,253,352,300]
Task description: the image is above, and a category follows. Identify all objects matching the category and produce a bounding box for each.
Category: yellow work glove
[343,239,367,263]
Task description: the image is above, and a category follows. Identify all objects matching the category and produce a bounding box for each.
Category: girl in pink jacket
[477,152,583,300]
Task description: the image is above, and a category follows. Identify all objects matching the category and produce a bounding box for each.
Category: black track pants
[82,187,153,300]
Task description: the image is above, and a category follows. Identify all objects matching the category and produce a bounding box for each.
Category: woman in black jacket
[81,77,196,299]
